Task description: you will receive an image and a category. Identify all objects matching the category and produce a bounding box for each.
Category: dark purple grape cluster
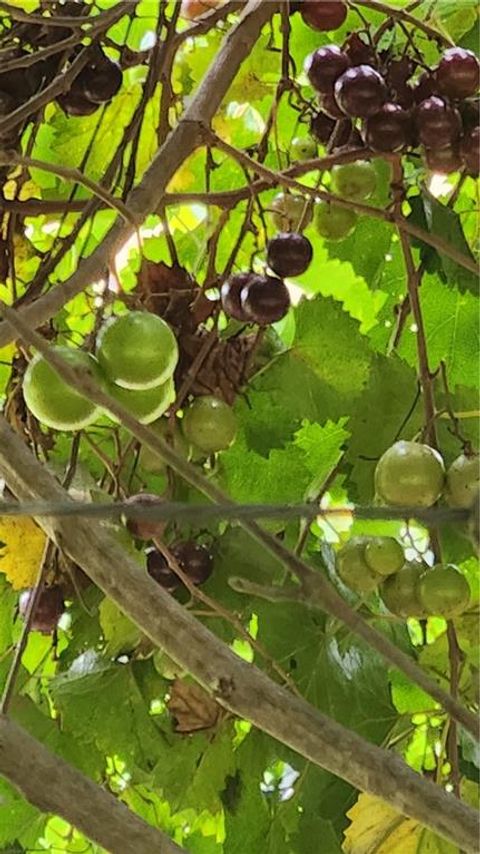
[303,32,479,175]
[146,541,213,592]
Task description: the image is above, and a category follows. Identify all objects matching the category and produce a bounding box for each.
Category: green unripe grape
[445,453,479,509]
[375,440,445,508]
[331,160,377,201]
[336,536,380,594]
[270,192,313,232]
[364,537,405,576]
[291,136,318,161]
[182,395,237,454]
[380,562,427,618]
[138,418,190,474]
[96,311,178,390]
[104,377,175,425]
[417,564,470,618]
[23,346,102,431]
[314,201,358,241]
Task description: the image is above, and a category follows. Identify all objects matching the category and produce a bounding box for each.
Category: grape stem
[351,0,453,46]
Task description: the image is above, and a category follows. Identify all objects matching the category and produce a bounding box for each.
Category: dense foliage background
[0,1,478,852]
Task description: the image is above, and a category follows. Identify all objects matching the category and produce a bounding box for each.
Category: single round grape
[375,440,445,508]
[415,96,462,150]
[445,453,479,509]
[182,395,236,454]
[171,541,213,585]
[305,45,350,94]
[436,48,480,100]
[96,311,178,390]
[423,145,463,174]
[123,493,165,541]
[301,0,347,32]
[240,275,291,325]
[269,192,312,231]
[417,564,470,618]
[19,586,65,634]
[310,111,336,144]
[380,563,427,618]
[266,233,313,277]
[459,99,479,132]
[343,33,377,68]
[413,71,438,104]
[461,126,480,177]
[290,136,318,161]
[364,537,404,576]
[330,160,377,201]
[334,65,388,118]
[364,102,413,152]
[221,272,259,322]
[23,347,102,431]
[146,548,180,592]
[336,537,380,593]
[77,57,123,104]
[314,201,358,241]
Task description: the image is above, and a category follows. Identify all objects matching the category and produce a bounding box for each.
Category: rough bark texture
[0,417,477,853]
[0,715,185,854]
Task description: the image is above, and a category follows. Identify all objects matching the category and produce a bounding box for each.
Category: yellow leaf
[0,517,47,590]
[343,794,458,854]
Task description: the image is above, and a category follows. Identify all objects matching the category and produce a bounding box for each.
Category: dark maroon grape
[267,233,313,277]
[301,0,347,31]
[305,45,350,94]
[171,541,213,585]
[310,110,336,143]
[220,272,259,321]
[146,548,180,592]
[416,96,462,149]
[461,126,480,177]
[364,102,413,152]
[123,493,165,541]
[437,48,480,100]
[413,71,438,104]
[392,82,415,110]
[335,65,388,118]
[19,586,64,634]
[343,33,377,68]
[460,99,480,132]
[76,57,123,104]
[386,57,415,88]
[423,145,463,174]
[57,89,98,116]
[320,90,345,120]
[240,275,290,325]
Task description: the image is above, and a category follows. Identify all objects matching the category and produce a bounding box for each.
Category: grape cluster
[302,17,479,176]
[336,442,477,616]
[57,47,123,117]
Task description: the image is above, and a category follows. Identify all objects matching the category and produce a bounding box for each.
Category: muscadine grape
[416,96,462,150]
[241,275,291,325]
[330,160,377,201]
[417,564,470,618]
[437,48,480,100]
[171,541,213,585]
[343,33,377,68]
[334,65,388,118]
[266,232,313,277]
[364,102,413,152]
[461,126,480,177]
[364,537,404,576]
[413,71,438,104]
[445,453,479,508]
[386,57,415,88]
[375,440,445,508]
[320,90,345,120]
[310,111,336,144]
[337,537,380,593]
[221,272,258,322]
[460,99,479,132]
[423,145,463,174]
[305,45,350,94]
[57,89,98,116]
[123,493,165,541]
[182,395,236,454]
[146,548,179,592]
[380,563,427,618]
[96,311,178,390]
[314,200,358,241]
[19,586,65,634]
[23,346,102,431]
[76,58,122,104]
[301,0,347,32]
[290,136,318,161]
[270,192,312,231]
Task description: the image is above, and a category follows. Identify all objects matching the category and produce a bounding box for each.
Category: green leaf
[421,191,478,295]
